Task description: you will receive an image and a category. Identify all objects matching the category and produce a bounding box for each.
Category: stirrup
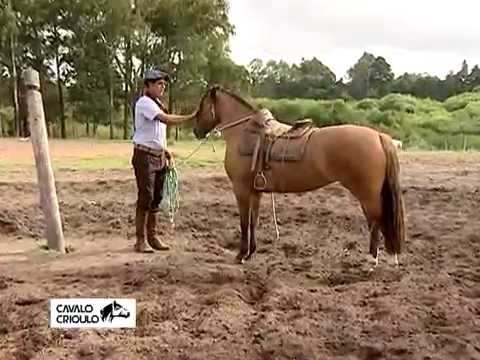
[254,172,268,191]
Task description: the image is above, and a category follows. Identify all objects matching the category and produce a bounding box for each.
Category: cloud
[228,0,480,78]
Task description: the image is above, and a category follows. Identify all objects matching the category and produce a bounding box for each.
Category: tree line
[1,0,479,139]
[250,54,480,102]
[0,0,246,138]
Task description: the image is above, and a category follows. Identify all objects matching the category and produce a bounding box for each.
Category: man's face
[147,79,167,98]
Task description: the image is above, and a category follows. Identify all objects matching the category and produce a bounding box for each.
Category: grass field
[0,138,226,175]
[1,137,480,172]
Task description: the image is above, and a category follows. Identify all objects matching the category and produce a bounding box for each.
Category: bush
[444,92,480,112]
[253,92,480,150]
[378,93,417,113]
[356,99,378,110]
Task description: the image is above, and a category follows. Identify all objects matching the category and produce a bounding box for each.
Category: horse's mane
[196,85,258,113]
[215,86,257,110]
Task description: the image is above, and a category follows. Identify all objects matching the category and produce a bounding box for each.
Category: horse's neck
[216,95,254,143]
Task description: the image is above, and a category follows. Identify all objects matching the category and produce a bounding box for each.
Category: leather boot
[134,207,154,253]
[146,212,170,251]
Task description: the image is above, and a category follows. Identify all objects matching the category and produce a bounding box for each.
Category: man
[132,69,195,253]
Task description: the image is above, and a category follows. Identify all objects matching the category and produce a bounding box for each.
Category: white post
[23,68,65,253]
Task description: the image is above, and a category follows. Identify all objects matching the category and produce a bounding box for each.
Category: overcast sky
[228,0,480,79]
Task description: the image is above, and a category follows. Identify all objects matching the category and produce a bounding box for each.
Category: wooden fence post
[23,68,65,253]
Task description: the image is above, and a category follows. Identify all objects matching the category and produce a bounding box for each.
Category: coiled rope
[162,164,180,226]
[161,133,215,226]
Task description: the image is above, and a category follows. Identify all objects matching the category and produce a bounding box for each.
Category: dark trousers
[132,147,166,213]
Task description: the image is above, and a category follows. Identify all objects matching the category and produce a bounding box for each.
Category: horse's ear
[209,85,220,99]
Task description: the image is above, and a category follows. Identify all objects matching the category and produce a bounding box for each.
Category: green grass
[54,156,132,171]
[1,138,480,185]
[170,139,225,169]
[0,139,225,172]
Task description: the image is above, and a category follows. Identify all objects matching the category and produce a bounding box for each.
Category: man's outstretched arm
[155,112,196,126]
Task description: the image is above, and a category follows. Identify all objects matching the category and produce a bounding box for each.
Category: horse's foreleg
[234,187,251,264]
[246,192,261,260]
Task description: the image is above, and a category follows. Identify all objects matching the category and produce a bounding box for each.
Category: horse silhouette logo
[99,301,130,322]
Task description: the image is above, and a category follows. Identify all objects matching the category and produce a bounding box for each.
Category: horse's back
[308,124,388,193]
[313,123,389,149]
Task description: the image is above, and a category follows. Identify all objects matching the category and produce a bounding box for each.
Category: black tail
[378,133,406,255]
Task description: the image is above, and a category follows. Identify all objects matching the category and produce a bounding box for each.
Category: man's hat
[144,69,170,83]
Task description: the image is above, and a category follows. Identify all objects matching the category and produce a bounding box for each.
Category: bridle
[200,90,255,137]
[185,95,254,163]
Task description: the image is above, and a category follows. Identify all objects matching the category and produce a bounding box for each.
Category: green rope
[161,133,217,226]
[162,164,180,226]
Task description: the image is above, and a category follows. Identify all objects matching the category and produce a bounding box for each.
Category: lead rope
[163,133,215,227]
[271,192,280,240]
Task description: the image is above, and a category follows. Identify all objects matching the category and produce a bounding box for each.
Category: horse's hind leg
[246,192,261,261]
[368,221,380,270]
[233,185,251,264]
[360,201,381,270]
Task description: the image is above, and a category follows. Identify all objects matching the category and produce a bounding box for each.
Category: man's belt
[134,143,165,157]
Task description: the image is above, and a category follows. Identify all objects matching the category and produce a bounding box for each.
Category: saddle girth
[238,109,317,191]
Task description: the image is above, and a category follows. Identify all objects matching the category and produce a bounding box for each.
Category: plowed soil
[1,145,480,359]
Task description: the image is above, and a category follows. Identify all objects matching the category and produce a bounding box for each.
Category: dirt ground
[1,142,480,359]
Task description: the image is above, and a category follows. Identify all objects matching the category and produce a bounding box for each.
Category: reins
[179,113,254,163]
[214,114,253,133]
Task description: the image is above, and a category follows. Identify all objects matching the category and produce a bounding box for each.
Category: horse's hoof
[245,252,256,261]
[235,253,247,264]
[134,243,154,254]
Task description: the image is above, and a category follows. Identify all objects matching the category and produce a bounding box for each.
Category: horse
[192,85,406,268]
[100,301,130,322]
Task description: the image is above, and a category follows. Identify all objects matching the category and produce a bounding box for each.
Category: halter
[204,92,254,137]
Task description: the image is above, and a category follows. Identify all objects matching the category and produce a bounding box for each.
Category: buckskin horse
[192,85,405,267]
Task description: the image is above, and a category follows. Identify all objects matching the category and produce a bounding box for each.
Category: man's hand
[165,149,174,167]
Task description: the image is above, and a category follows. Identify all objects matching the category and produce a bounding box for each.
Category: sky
[227,0,480,80]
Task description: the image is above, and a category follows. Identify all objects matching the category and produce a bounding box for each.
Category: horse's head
[193,85,220,139]
[111,301,130,319]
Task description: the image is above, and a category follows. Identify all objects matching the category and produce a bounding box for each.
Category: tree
[346,52,376,99]
[248,58,267,96]
[145,0,234,138]
[346,53,395,99]
[459,60,469,82]
[466,65,480,89]
[295,57,337,99]
[0,0,21,136]
[368,56,394,97]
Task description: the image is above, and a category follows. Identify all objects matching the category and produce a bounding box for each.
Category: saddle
[239,109,317,190]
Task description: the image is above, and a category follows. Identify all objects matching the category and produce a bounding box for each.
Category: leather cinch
[238,109,317,190]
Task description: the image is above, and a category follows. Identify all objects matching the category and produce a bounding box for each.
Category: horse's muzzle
[193,127,208,139]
